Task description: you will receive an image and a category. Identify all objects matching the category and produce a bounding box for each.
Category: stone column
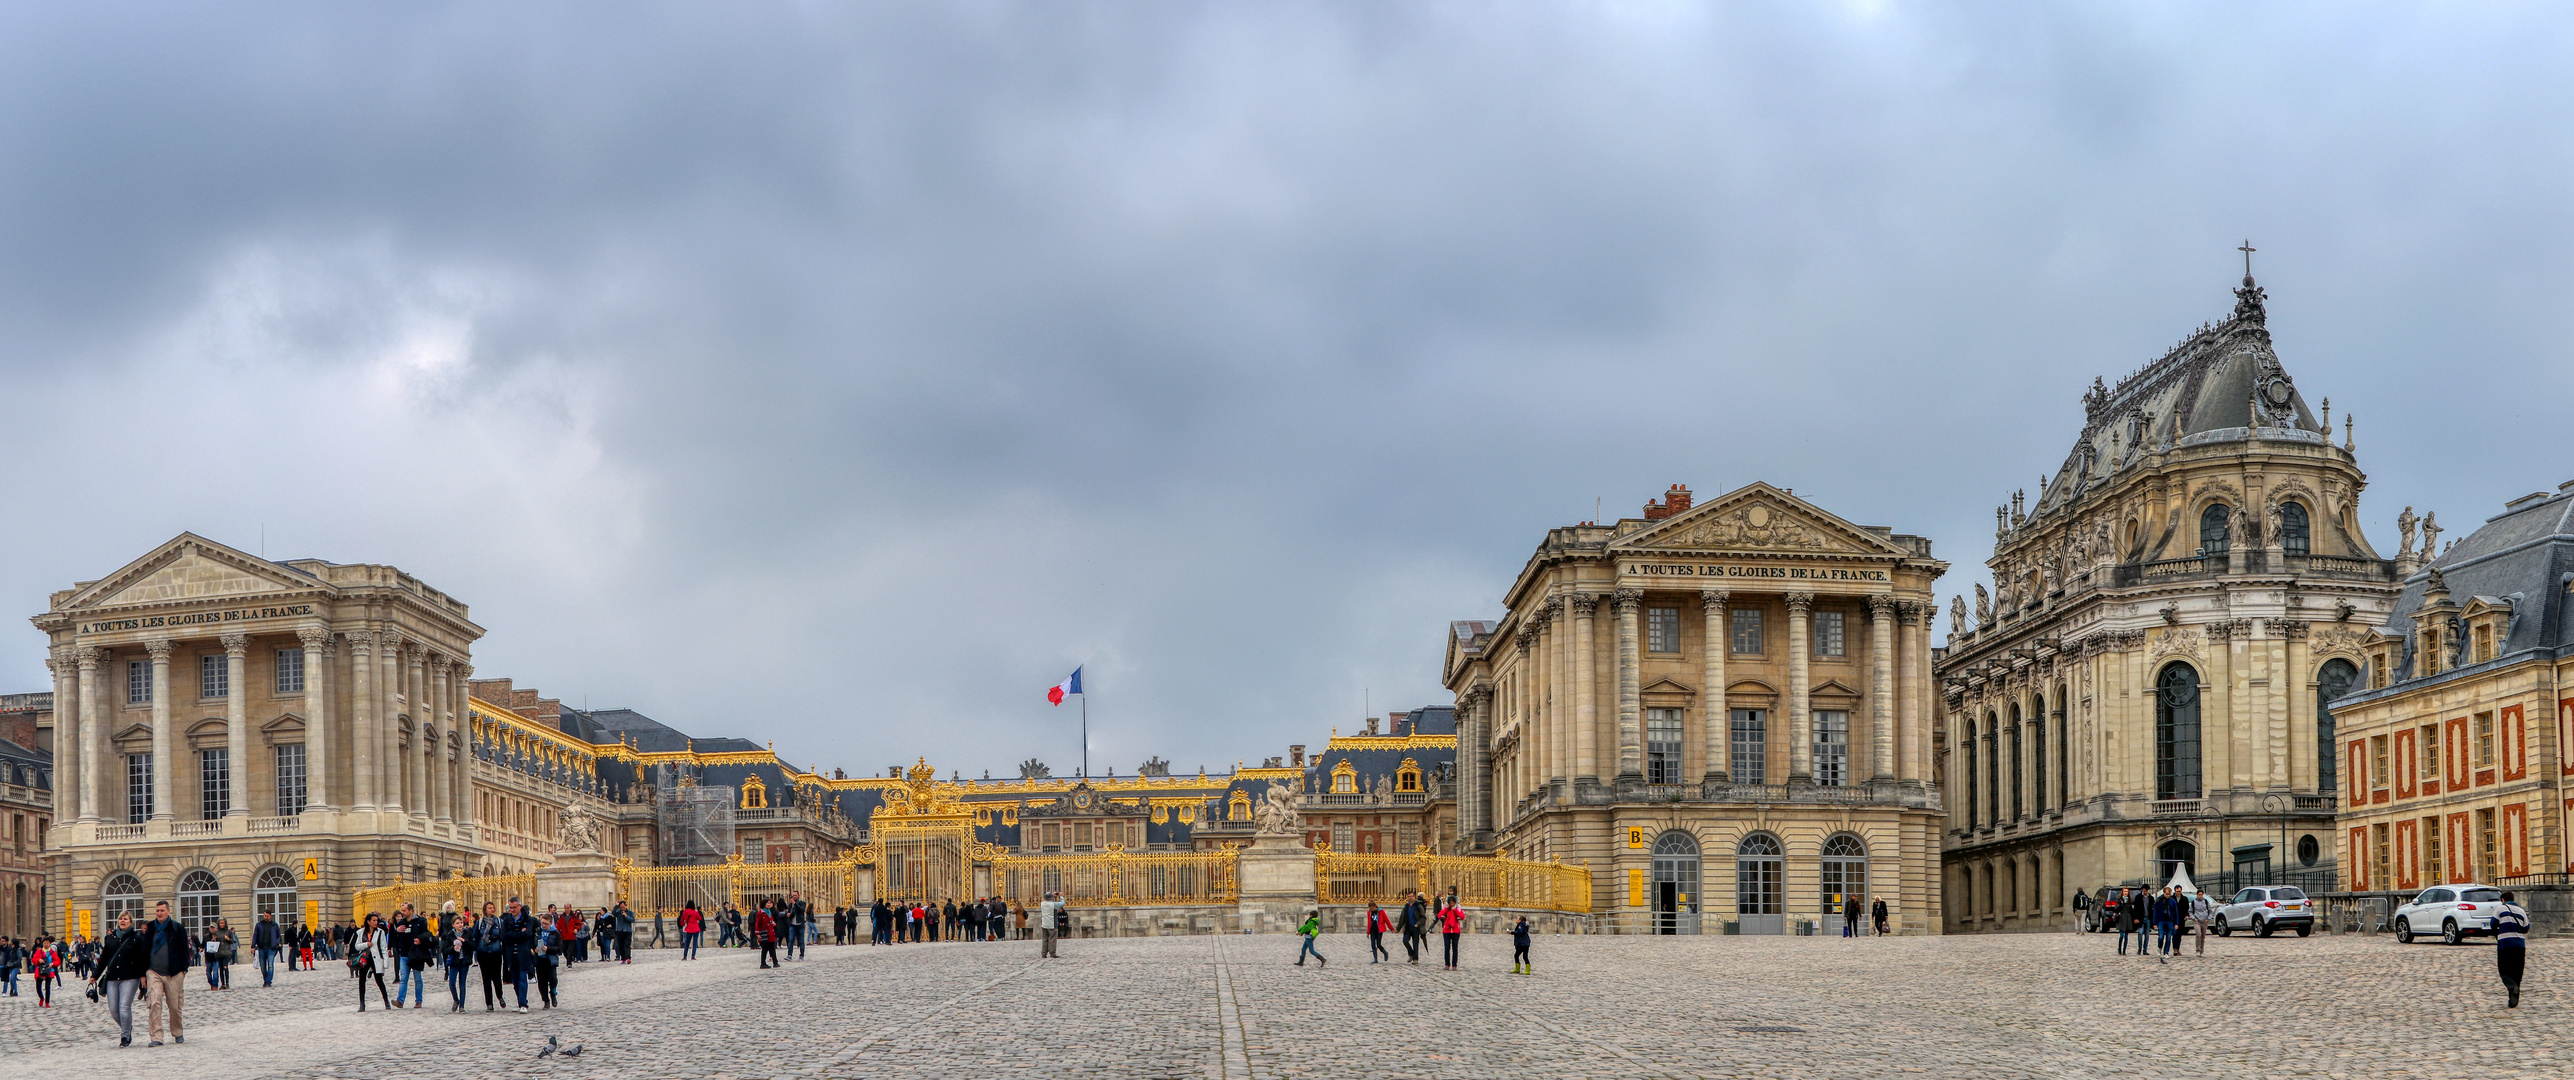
[431,656,454,823]
[76,648,104,823]
[1700,590,1729,784]
[1572,593,1599,785]
[298,627,332,812]
[46,650,79,824]
[1545,599,1567,792]
[1895,602,1923,783]
[148,642,174,821]
[348,631,376,812]
[1513,625,1535,803]
[1467,685,1492,849]
[1868,596,1896,782]
[407,648,430,822]
[1786,592,1814,784]
[1613,588,1644,781]
[222,633,250,817]
[453,663,475,834]
[379,634,405,817]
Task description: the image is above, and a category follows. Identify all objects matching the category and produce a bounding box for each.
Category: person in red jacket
[753,902,780,969]
[1366,903,1392,963]
[1437,898,1465,969]
[679,901,704,960]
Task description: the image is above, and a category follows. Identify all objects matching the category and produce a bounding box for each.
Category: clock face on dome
[2262,377,2293,408]
[1073,790,1092,809]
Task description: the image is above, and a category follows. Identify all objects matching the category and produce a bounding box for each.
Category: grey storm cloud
[3,2,2570,776]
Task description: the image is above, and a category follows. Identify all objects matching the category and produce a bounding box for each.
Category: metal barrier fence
[352,872,538,922]
[1314,847,1592,913]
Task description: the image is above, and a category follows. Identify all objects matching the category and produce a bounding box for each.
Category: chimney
[1364,717,1379,736]
[1643,497,1671,520]
[1665,484,1692,513]
[1290,744,1306,768]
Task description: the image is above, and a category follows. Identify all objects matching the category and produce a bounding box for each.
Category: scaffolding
[660,784,738,866]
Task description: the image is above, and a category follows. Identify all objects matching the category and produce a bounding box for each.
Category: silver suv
[2214,886,2314,937]
[2393,884,2506,945]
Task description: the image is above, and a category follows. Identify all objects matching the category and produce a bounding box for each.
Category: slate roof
[0,736,50,790]
[2373,483,2574,667]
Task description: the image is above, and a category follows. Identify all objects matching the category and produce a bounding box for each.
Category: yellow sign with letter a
[303,858,320,880]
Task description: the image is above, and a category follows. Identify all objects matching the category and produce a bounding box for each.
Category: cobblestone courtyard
[0,932,2554,1079]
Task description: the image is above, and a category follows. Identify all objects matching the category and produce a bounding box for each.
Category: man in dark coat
[141,901,191,1045]
[499,898,540,1012]
[2115,887,2146,956]
[252,911,283,987]
[1399,893,1427,964]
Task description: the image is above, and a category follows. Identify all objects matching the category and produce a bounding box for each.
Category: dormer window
[2473,623,2495,664]
[1395,759,1423,793]
[741,776,767,809]
[1330,760,1358,794]
[1229,791,1250,821]
[2200,504,2231,556]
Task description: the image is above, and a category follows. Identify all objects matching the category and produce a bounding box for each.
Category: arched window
[1330,760,1357,794]
[2008,702,2025,821]
[1961,720,1979,830]
[2156,839,2196,881]
[2316,658,2358,799]
[2030,693,2047,811]
[2155,664,2201,799]
[103,872,145,926]
[740,776,767,809]
[1821,834,1868,916]
[1735,833,1784,934]
[2055,682,2071,810]
[1986,713,2002,825]
[254,866,299,928]
[1228,791,1251,821]
[1651,830,1702,935]
[2278,501,2310,556]
[2200,504,2231,556]
[177,869,221,935]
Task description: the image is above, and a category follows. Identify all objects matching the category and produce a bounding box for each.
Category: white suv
[2214,886,2315,937]
[2393,884,2507,945]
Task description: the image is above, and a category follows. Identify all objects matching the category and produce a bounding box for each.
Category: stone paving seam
[1210,935,1260,1080]
[815,957,1043,1079]
[1396,960,1686,1080]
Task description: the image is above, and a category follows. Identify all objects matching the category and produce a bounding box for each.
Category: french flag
[1047,667,1084,706]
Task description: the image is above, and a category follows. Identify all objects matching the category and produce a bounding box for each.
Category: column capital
[1784,591,1816,612]
[1514,625,1537,653]
[145,638,175,661]
[1543,594,1567,619]
[73,646,105,669]
[296,625,331,651]
[1569,592,1600,617]
[1895,600,1928,625]
[453,661,473,680]
[1611,588,1644,613]
[1867,594,1898,619]
[1699,589,1729,611]
[380,631,406,657]
[219,632,251,656]
[346,630,378,653]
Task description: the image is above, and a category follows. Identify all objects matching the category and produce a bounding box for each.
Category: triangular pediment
[1611,483,1911,558]
[61,533,326,611]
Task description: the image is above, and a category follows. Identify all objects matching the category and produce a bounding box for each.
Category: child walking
[1294,910,1326,967]
[1509,916,1532,974]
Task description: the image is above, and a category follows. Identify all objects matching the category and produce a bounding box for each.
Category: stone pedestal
[1234,834,1317,933]
[534,851,619,912]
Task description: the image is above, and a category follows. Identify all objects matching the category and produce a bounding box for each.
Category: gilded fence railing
[619,853,867,915]
[1313,846,1592,913]
[352,872,538,922]
[992,846,1239,907]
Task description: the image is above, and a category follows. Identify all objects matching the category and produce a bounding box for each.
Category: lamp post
[2259,793,2292,891]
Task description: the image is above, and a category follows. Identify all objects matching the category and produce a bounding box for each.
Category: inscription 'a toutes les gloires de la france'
[1622,563,1889,582]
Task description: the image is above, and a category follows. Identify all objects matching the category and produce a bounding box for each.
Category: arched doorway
[1821,834,1868,931]
[1651,830,1702,936]
[255,866,300,930]
[103,873,145,928]
[2155,664,2202,800]
[2316,658,2358,799]
[177,869,222,936]
[1735,833,1784,935]
[2156,839,2196,886]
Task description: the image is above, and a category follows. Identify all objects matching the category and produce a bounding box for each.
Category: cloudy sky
[4,3,2569,779]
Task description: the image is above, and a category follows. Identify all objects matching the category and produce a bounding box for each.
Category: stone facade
[0,694,51,939]
[1935,273,2403,932]
[2327,481,2574,894]
[1445,482,1949,933]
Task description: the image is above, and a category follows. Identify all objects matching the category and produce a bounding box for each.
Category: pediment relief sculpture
[64,533,321,611]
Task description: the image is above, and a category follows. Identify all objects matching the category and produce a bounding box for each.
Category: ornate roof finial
[2231,240,2268,324]
[2238,238,2256,283]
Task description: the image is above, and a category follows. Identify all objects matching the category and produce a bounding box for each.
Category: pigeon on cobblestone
[562,1043,584,1057]
[538,1035,558,1058]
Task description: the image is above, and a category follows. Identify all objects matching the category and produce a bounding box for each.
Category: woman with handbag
[89,911,150,1047]
[350,913,391,1012]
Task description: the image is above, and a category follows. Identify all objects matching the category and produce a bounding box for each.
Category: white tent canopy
[2165,864,2198,894]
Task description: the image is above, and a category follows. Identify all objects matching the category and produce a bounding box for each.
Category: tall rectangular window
[1332,820,1353,851]
[1814,710,1849,786]
[1398,820,1420,852]
[200,654,227,699]
[2422,816,2443,882]
[275,648,305,694]
[1729,709,1767,784]
[1731,609,1765,654]
[128,660,152,705]
[199,748,230,819]
[1644,707,1683,784]
[2371,736,2390,793]
[275,744,308,817]
[2372,823,2391,891]
[1813,611,1847,658]
[2008,719,2023,816]
[2475,713,2495,768]
[127,753,153,824]
[1646,607,1681,653]
[2419,725,2440,779]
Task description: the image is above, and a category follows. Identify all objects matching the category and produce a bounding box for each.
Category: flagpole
[1081,692,1090,779]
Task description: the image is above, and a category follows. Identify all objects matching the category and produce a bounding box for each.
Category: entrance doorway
[1736,833,1784,935]
[1651,830,1701,935]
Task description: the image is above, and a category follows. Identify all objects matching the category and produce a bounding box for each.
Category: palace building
[1934,272,2405,932]
[2327,481,2574,894]
[1443,482,1949,933]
